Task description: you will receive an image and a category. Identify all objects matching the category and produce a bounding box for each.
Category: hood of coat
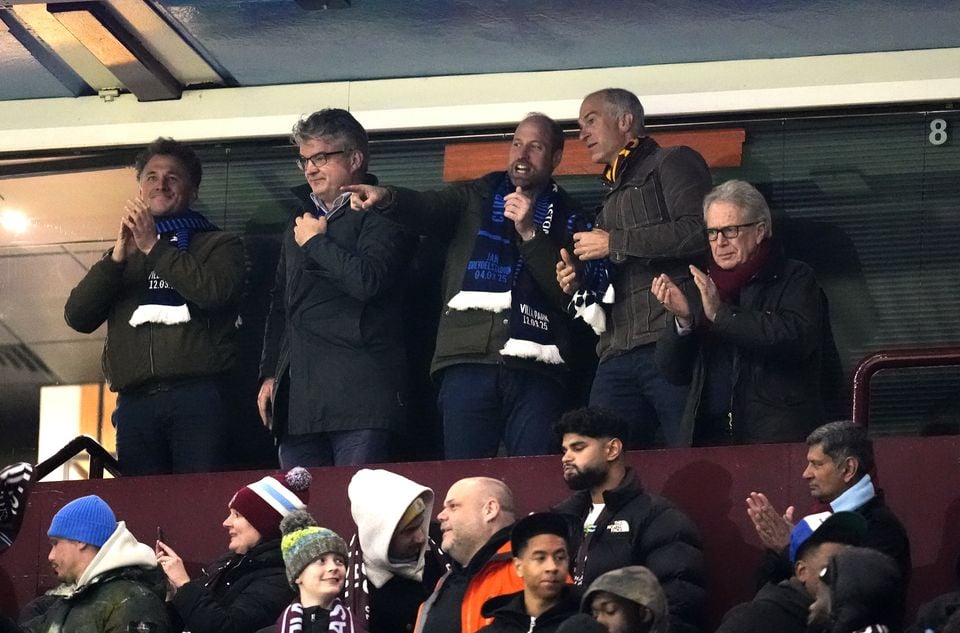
[348,468,434,588]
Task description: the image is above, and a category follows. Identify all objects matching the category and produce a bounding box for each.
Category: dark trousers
[438,363,564,459]
[278,430,391,468]
[113,377,229,475]
[589,344,692,448]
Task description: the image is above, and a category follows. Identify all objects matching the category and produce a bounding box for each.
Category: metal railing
[851,346,960,428]
[34,435,121,480]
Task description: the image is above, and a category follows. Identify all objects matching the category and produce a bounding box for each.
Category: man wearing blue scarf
[65,138,244,475]
[345,114,585,459]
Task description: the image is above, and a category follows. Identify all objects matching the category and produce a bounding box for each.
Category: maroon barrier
[2,435,959,629]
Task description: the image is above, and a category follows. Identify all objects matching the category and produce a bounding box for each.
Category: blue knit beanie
[48,495,116,548]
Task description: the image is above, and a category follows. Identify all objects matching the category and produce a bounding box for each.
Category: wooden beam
[443,128,746,182]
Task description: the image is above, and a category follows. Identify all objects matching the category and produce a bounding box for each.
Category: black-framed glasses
[706,221,762,241]
[295,149,347,171]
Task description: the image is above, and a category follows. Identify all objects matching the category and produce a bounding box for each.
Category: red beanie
[229,467,312,540]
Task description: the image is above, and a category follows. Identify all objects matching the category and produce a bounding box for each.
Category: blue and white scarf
[448,175,567,364]
[566,212,614,335]
[128,210,218,327]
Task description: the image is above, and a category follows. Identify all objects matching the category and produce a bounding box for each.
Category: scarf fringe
[447,290,512,313]
[129,303,191,327]
[570,285,616,335]
[499,339,565,365]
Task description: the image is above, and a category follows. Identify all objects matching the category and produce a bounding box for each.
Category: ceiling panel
[0,26,73,100]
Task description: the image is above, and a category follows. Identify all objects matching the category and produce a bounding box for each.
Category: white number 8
[929,119,948,146]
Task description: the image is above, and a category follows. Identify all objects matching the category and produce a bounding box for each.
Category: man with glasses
[258,108,415,466]
[651,179,827,444]
[556,88,712,449]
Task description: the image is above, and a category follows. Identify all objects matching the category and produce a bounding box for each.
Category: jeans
[278,429,391,468]
[438,363,564,459]
[113,377,229,475]
[590,344,692,448]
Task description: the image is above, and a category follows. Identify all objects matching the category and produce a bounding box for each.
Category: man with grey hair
[651,179,827,444]
[344,113,584,459]
[557,87,712,449]
[258,108,415,466]
[745,421,910,587]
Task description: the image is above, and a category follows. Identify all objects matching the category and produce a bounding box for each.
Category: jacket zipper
[527,616,536,633]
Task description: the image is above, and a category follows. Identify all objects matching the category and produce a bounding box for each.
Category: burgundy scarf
[708,240,773,304]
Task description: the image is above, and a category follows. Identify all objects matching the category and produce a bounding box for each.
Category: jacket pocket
[615,172,669,229]
[433,308,495,359]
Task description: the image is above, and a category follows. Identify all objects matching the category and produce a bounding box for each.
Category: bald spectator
[416,477,521,633]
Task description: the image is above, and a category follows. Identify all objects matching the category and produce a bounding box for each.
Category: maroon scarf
[708,240,773,304]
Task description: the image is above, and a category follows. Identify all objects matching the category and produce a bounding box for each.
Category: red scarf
[708,240,773,304]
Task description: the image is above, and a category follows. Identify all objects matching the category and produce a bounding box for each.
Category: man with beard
[552,408,705,633]
[344,113,584,458]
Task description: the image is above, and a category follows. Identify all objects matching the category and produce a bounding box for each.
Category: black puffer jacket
[478,588,580,633]
[170,539,293,633]
[552,469,705,633]
[656,249,827,444]
[716,578,811,633]
[823,547,903,633]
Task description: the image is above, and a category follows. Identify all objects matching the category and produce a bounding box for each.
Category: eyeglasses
[295,149,347,171]
[706,221,762,241]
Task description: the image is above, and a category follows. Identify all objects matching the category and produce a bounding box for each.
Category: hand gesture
[294,213,327,246]
[503,186,535,240]
[341,184,392,211]
[690,265,722,322]
[121,197,159,255]
[156,540,190,589]
[746,491,795,551]
[556,248,580,295]
[651,273,693,327]
[257,377,275,430]
[110,222,137,263]
[572,229,610,261]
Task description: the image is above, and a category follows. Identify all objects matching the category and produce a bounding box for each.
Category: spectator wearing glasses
[651,179,828,444]
[258,108,416,467]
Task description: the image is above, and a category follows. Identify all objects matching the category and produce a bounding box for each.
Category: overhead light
[0,209,31,235]
[47,2,181,102]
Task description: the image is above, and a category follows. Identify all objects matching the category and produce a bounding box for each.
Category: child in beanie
[277,509,358,633]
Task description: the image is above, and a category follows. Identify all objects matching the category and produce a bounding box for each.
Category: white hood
[348,469,434,589]
[75,520,158,589]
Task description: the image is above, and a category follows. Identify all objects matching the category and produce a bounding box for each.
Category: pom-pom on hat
[229,467,312,540]
[47,495,116,548]
[280,509,348,585]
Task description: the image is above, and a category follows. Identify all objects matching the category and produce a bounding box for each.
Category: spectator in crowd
[809,547,903,633]
[258,108,416,467]
[557,88,712,448]
[746,420,911,587]
[478,512,579,633]
[909,555,960,633]
[716,511,866,633]
[19,495,170,633]
[65,138,244,475]
[416,477,522,633]
[581,566,668,633]
[155,468,311,633]
[345,113,584,458]
[552,408,705,633]
[652,179,828,444]
[346,468,445,633]
[273,510,360,633]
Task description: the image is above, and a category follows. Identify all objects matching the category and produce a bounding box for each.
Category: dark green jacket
[389,173,583,382]
[64,229,245,392]
[20,567,170,633]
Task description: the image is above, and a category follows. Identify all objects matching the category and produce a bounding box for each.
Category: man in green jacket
[19,495,170,633]
[64,138,244,475]
[345,113,584,459]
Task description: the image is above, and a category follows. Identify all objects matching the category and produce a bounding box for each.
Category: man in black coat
[257,108,415,467]
[652,179,828,445]
[745,420,911,590]
[717,511,866,633]
[551,408,705,633]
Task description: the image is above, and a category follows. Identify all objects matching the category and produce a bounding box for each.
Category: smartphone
[156,527,165,553]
